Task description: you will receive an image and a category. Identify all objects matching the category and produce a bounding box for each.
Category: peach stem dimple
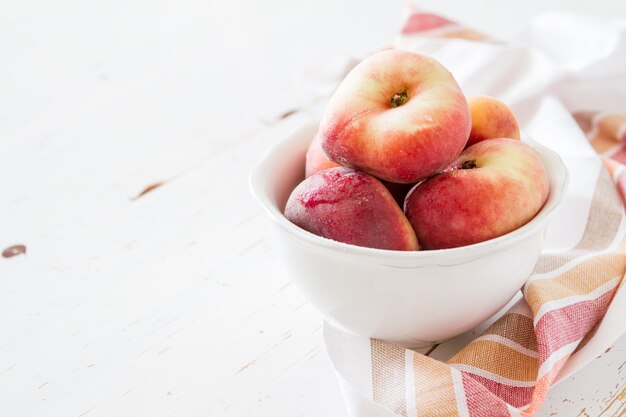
[390,89,409,108]
[461,159,477,169]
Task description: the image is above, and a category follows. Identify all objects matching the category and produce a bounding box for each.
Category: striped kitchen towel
[323,8,626,417]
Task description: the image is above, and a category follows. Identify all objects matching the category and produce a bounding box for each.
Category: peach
[404,139,549,249]
[284,167,419,251]
[319,49,471,184]
[467,96,520,147]
[305,131,340,178]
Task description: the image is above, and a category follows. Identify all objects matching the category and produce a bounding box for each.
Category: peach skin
[285,167,419,251]
[405,138,549,250]
[467,96,520,147]
[305,132,414,205]
[319,49,471,184]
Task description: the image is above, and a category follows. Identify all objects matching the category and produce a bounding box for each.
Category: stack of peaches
[285,50,549,251]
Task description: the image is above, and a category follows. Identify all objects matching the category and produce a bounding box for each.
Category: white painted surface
[1,1,625,416]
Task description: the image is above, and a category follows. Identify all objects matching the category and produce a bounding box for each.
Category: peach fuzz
[404,139,549,250]
[467,96,520,147]
[319,49,471,184]
[284,167,419,251]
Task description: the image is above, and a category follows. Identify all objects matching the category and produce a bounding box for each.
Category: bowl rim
[249,120,569,263]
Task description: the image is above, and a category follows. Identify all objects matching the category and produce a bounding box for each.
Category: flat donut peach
[319,49,471,184]
[284,167,419,251]
[404,139,549,249]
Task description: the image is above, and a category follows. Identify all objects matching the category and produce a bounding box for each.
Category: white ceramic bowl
[250,120,568,346]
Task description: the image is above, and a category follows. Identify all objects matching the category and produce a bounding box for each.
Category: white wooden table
[2,1,624,416]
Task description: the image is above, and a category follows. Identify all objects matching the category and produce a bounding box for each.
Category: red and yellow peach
[284,167,419,251]
[319,49,471,184]
[404,138,549,249]
[466,96,520,147]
